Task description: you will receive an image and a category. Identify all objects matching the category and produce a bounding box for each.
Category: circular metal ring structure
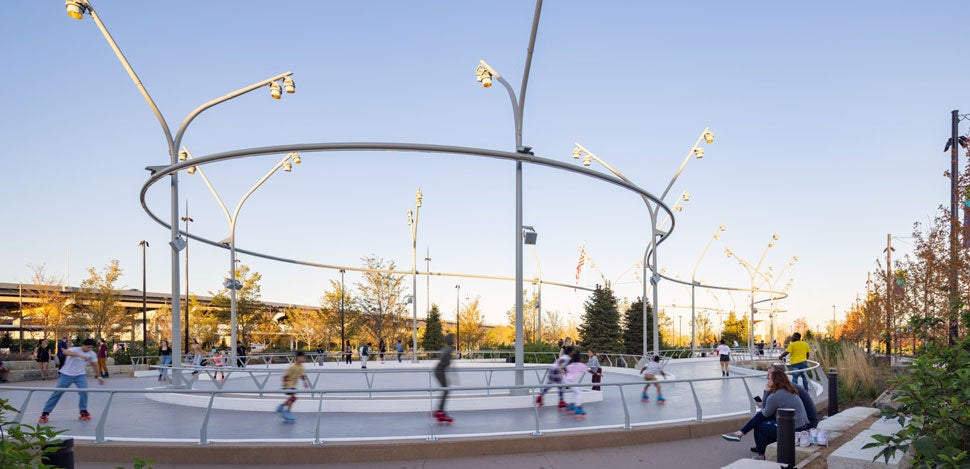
[140,142,676,281]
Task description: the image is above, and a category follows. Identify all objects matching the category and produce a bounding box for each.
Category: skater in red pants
[433,334,455,424]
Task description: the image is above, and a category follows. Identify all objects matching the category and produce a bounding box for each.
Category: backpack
[360,345,368,356]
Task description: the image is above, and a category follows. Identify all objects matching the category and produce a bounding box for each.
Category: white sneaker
[798,430,812,447]
[815,429,828,446]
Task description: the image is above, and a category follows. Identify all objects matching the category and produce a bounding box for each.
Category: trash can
[42,437,74,469]
[701,352,707,357]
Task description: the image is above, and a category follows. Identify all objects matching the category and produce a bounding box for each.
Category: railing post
[776,408,795,468]
[617,385,631,429]
[94,392,116,443]
[828,368,839,416]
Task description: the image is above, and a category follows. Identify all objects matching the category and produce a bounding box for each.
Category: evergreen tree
[622,298,656,354]
[720,311,749,345]
[422,304,445,352]
[578,286,623,353]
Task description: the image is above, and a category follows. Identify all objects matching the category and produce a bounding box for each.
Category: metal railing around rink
[3,360,824,445]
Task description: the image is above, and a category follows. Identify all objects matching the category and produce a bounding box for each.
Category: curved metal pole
[529,245,542,343]
[689,225,725,354]
[408,190,422,363]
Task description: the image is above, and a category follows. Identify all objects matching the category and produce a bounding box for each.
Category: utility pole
[884,234,894,356]
[949,110,960,345]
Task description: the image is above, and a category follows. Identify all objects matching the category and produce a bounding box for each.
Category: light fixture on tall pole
[184,149,302,367]
[340,268,346,358]
[573,130,712,357]
[407,188,422,363]
[455,284,461,359]
[67,0,297,387]
[424,247,431,317]
[138,240,149,350]
[523,226,539,342]
[759,256,797,346]
[725,233,778,353]
[180,202,193,351]
[690,224,725,355]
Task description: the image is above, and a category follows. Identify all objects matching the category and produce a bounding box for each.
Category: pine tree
[622,298,656,354]
[578,286,623,353]
[421,304,445,352]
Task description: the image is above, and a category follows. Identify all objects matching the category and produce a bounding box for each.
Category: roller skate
[573,406,586,419]
[79,410,91,421]
[38,412,49,424]
[557,400,567,411]
[641,393,650,403]
[280,409,295,423]
[535,395,543,407]
[566,403,576,414]
[656,395,666,405]
[433,409,453,425]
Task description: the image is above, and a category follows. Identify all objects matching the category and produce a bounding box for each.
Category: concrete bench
[764,406,881,464]
[721,459,786,468]
[828,418,910,469]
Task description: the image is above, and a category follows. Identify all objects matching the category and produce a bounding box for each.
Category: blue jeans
[43,373,89,413]
[159,355,172,378]
[740,411,778,455]
[789,361,810,390]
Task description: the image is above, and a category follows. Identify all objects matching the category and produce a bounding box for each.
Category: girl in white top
[640,355,667,403]
[716,339,732,377]
[562,349,590,418]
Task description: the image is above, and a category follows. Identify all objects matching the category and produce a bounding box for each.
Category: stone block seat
[828,417,910,469]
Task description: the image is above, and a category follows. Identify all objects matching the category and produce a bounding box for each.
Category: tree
[721,311,749,345]
[577,286,622,353]
[73,260,125,340]
[209,264,266,344]
[151,302,172,344]
[24,265,72,340]
[422,304,444,351]
[457,296,486,351]
[542,309,567,344]
[320,278,360,349]
[695,312,715,346]
[188,296,220,348]
[355,255,408,345]
[622,298,646,354]
[285,307,326,350]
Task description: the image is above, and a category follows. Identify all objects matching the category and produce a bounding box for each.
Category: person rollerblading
[79,410,91,420]
[433,409,453,425]
[573,406,586,419]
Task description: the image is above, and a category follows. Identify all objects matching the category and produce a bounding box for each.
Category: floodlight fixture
[476,60,498,88]
[415,187,423,208]
[522,225,538,245]
[65,0,87,19]
[270,81,282,99]
[572,147,582,159]
[693,147,705,159]
[187,166,197,175]
[703,130,715,144]
[283,76,296,94]
[178,147,190,162]
[681,191,691,202]
[169,236,187,252]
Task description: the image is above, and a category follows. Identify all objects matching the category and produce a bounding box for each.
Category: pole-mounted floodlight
[65,0,87,19]
[522,225,538,245]
[475,60,495,88]
[703,130,715,144]
[283,76,296,94]
[270,81,282,99]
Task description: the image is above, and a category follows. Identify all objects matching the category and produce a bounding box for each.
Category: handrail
[3,361,824,444]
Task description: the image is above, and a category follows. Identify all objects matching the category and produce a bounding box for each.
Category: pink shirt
[563,362,589,382]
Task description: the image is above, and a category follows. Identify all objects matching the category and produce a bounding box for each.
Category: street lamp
[407,188,423,362]
[340,268,346,359]
[67,0,297,386]
[760,256,797,347]
[573,130,713,357]
[184,149,302,367]
[138,240,149,350]
[523,226,540,343]
[690,224,725,355]
[424,247,431,317]
[725,233,778,355]
[455,284,461,359]
[180,203,193,350]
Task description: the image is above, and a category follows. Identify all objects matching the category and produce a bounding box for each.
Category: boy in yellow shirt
[779,332,811,390]
[276,351,310,422]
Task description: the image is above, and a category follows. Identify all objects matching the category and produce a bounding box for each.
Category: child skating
[535,354,568,410]
[640,355,667,404]
[433,334,455,424]
[277,351,309,423]
[210,348,225,380]
[562,349,590,419]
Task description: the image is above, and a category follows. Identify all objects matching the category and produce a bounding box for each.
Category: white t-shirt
[717,344,731,356]
[643,361,664,377]
[60,347,97,376]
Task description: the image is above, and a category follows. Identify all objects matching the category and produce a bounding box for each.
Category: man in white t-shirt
[39,338,104,423]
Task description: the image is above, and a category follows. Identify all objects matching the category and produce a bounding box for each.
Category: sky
[1,1,966,340]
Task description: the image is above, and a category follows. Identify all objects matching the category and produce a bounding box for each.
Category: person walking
[778,332,811,390]
[378,339,387,364]
[717,339,732,376]
[395,339,404,363]
[38,338,104,423]
[96,339,109,378]
[587,349,603,391]
[55,336,69,371]
[640,355,667,404]
[189,338,204,375]
[722,367,809,460]
[276,351,310,422]
[158,339,172,382]
[35,338,52,380]
[236,341,247,368]
[344,340,352,365]
[433,334,455,424]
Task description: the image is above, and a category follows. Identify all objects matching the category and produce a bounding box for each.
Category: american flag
[575,245,586,286]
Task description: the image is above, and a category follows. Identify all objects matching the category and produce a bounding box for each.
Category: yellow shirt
[283,362,305,389]
[786,340,810,365]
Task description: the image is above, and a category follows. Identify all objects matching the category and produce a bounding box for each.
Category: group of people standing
[343,339,406,368]
[34,336,112,381]
[535,338,601,419]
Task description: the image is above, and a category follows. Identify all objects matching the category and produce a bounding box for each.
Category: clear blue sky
[1,1,964,338]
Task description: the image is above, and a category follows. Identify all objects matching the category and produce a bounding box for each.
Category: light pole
[424,247,431,317]
[455,284,461,359]
[725,233,778,353]
[678,314,683,347]
[690,224,725,355]
[760,257,796,347]
[183,150,302,367]
[474,0,542,389]
[181,205,193,351]
[573,130,712,357]
[523,226,539,343]
[66,0,297,387]
[340,269,346,358]
[407,188,423,362]
[138,240,149,350]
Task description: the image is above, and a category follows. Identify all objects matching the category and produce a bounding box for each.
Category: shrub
[864,337,970,467]
[810,339,880,404]
[0,398,66,468]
